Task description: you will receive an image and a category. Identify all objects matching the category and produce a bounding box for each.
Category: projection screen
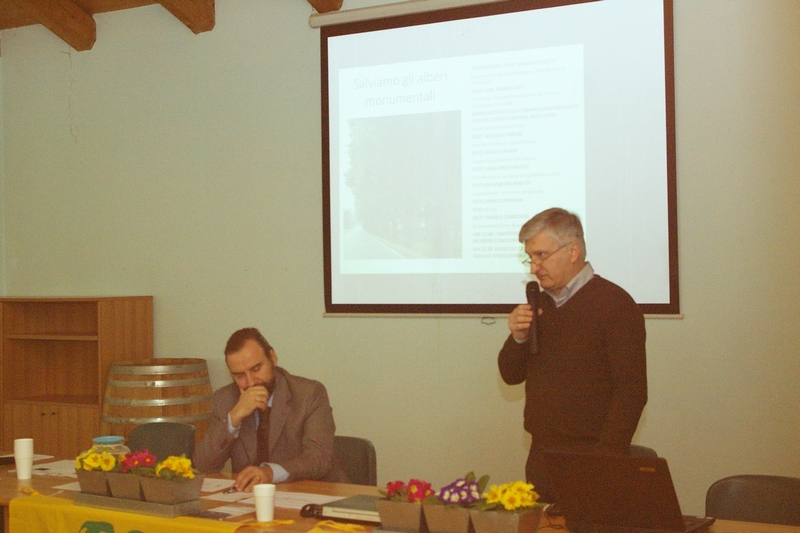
[321,0,678,315]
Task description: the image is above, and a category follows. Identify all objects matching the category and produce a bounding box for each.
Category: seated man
[194,327,346,491]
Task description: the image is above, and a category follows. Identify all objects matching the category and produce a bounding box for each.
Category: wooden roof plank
[157,0,214,34]
[307,0,343,14]
[10,0,96,50]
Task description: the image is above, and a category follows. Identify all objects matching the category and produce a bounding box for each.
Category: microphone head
[526,281,540,296]
[526,281,539,306]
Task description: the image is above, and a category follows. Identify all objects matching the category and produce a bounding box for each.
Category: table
[0,458,378,533]
[1,459,798,533]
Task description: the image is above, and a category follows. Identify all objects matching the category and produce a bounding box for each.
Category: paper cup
[14,438,34,480]
[253,483,276,522]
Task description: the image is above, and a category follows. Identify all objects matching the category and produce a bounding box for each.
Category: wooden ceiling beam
[157,0,214,34]
[10,0,96,51]
[307,0,343,13]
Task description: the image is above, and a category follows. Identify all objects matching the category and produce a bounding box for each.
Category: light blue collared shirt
[226,393,289,483]
[516,262,595,344]
[543,262,595,308]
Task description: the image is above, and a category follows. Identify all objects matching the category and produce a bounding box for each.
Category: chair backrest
[127,422,196,463]
[334,435,377,486]
[629,444,658,457]
[705,475,800,525]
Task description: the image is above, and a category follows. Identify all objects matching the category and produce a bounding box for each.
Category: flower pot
[76,470,111,496]
[469,506,544,533]
[376,499,429,533]
[106,472,143,500]
[423,504,471,533]
[140,474,204,505]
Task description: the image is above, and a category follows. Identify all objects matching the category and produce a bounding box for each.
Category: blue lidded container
[92,436,130,457]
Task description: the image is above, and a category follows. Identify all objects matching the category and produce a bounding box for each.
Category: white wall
[1,0,798,516]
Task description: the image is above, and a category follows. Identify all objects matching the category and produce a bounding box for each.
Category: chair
[629,444,658,457]
[334,435,377,486]
[705,475,800,525]
[126,422,196,462]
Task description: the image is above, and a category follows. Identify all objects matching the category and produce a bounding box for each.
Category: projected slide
[338,46,585,275]
[323,0,676,313]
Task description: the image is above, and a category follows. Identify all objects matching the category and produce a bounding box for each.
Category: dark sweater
[498,275,647,454]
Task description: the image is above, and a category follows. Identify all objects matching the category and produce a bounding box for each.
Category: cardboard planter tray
[73,492,202,518]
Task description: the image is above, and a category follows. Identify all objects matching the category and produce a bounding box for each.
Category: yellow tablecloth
[10,495,241,533]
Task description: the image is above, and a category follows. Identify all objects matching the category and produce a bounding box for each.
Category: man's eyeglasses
[522,242,572,267]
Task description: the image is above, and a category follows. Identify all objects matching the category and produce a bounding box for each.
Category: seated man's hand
[229,385,269,429]
[234,465,274,492]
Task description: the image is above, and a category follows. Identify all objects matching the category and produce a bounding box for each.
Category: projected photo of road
[341,111,462,260]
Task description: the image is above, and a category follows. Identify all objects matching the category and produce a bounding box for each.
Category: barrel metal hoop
[106,377,210,388]
[101,413,212,424]
[103,395,212,407]
[108,362,208,375]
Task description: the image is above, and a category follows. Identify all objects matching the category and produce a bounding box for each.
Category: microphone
[526,281,540,354]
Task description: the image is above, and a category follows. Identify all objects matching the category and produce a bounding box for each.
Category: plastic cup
[253,483,276,522]
[13,438,34,480]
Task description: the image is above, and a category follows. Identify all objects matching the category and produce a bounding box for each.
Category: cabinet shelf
[7,395,99,406]
[1,297,153,456]
[6,334,100,341]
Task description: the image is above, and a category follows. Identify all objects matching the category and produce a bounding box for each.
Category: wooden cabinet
[3,402,99,458]
[0,297,153,457]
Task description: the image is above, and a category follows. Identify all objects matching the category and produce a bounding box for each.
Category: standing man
[194,327,346,491]
[498,208,647,502]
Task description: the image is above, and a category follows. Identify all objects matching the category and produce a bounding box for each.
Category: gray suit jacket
[193,366,346,482]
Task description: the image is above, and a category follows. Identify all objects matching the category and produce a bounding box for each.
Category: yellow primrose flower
[75,447,94,468]
[83,453,102,471]
[522,489,539,506]
[99,452,116,472]
[483,485,504,504]
[510,481,534,494]
[481,481,540,511]
[155,455,196,478]
[500,490,521,511]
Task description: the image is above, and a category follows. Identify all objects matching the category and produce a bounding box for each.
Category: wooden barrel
[100,358,213,444]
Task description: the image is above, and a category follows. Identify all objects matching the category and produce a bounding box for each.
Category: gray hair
[518,207,587,261]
